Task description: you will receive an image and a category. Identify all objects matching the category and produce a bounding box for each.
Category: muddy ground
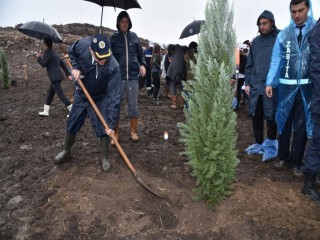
[0,25,320,240]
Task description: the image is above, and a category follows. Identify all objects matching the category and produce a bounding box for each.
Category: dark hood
[257,10,278,34]
[116,11,132,32]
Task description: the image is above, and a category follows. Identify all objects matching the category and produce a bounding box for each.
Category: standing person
[266,0,316,176]
[166,44,187,109]
[184,41,198,109]
[144,41,154,96]
[164,44,175,98]
[236,45,248,108]
[110,11,146,144]
[36,38,73,116]
[301,18,320,204]
[151,44,162,105]
[54,34,121,171]
[245,10,279,161]
[184,41,198,81]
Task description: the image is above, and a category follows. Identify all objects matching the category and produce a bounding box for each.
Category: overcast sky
[0,0,319,46]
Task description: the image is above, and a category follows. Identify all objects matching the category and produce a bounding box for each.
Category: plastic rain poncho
[266,13,316,138]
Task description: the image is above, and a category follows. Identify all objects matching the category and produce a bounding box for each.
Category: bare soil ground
[0,25,319,240]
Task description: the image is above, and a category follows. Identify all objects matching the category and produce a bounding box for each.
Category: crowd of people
[34,0,320,205]
[235,0,320,205]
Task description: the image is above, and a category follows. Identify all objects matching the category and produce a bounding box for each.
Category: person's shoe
[274,160,286,169]
[302,173,320,204]
[293,167,303,177]
[67,104,73,112]
[152,98,161,106]
[100,137,111,172]
[54,133,76,165]
[316,174,320,186]
[245,143,264,155]
[110,121,119,146]
[130,118,139,142]
[39,104,50,116]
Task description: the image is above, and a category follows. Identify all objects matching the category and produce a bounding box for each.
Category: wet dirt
[0,25,320,240]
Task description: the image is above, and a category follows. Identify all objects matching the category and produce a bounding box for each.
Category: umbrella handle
[63,55,138,175]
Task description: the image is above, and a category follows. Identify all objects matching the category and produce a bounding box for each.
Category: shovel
[64,55,162,198]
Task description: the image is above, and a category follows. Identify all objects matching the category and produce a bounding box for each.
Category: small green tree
[178,0,238,207]
[0,50,10,89]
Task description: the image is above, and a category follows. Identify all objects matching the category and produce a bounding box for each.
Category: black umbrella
[84,0,142,33]
[18,21,63,43]
[179,20,205,39]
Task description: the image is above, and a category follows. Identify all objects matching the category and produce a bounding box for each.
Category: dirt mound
[0,24,319,239]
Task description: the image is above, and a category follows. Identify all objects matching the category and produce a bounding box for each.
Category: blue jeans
[120,80,139,118]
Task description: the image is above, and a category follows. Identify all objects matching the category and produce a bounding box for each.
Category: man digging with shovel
[55,34,121,171]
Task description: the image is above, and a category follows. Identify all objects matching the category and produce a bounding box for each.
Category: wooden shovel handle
[64,55,138,175]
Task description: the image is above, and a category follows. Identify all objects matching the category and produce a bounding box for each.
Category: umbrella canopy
[84,0,142,33]
[179,20,205,39]
[18,21,63,43]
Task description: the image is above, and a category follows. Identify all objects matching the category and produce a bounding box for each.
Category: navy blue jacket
[309,19,320,114]
[110,11,145,81]
[68,36,121,130]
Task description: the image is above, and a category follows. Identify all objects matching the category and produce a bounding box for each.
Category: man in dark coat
[36,38,73,116]
[244,10,279,161]
[302,18,320,204]
[54,34,121,172]
[266,0,316,177]
[110,11,146,144]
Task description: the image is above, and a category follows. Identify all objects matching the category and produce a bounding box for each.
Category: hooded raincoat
[110,11,146,81]
[245,10,280,119]
[266,15,316,136]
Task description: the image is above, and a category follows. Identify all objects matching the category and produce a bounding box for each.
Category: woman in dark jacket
[36,38,73,116]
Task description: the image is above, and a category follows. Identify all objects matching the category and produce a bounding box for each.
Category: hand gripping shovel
[64,56,162,198]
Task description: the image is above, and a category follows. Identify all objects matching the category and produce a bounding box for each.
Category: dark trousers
[152,72,160,99]
[303,113,320,174]
[145,67,152,89]
[45,81,70,106]
[237,78,245,104]
[278,91,307,168]
[252,95,277,144]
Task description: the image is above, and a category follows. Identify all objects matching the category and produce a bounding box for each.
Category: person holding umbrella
[110,11,146,145]
[54,34,121,171]
[36,38,73,116]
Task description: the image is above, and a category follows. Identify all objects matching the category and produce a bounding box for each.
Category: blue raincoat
[67,37,121,138]
[266,16,316,137]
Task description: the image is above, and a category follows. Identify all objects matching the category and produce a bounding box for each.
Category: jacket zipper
[124,32,129,80]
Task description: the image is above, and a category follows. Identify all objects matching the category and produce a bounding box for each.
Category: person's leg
[45,83,55,106]
[275,103,294,168]
[237,78,245,106]
[51,81,71,107]
[39,83,55,116]
[291,91,307,171]
[126,80,139,141]
[302,113,320,204]
[165,76,171,98]
[152,72,161,105]
[252,95,264,144]
[169,78,177,109]
[55,96,87,164]
[267,120,277,140]
[145,67,153,96]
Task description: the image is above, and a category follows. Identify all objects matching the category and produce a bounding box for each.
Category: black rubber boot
[54,133,76,165]
[302,173,320,204]
[100,136,111,171]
